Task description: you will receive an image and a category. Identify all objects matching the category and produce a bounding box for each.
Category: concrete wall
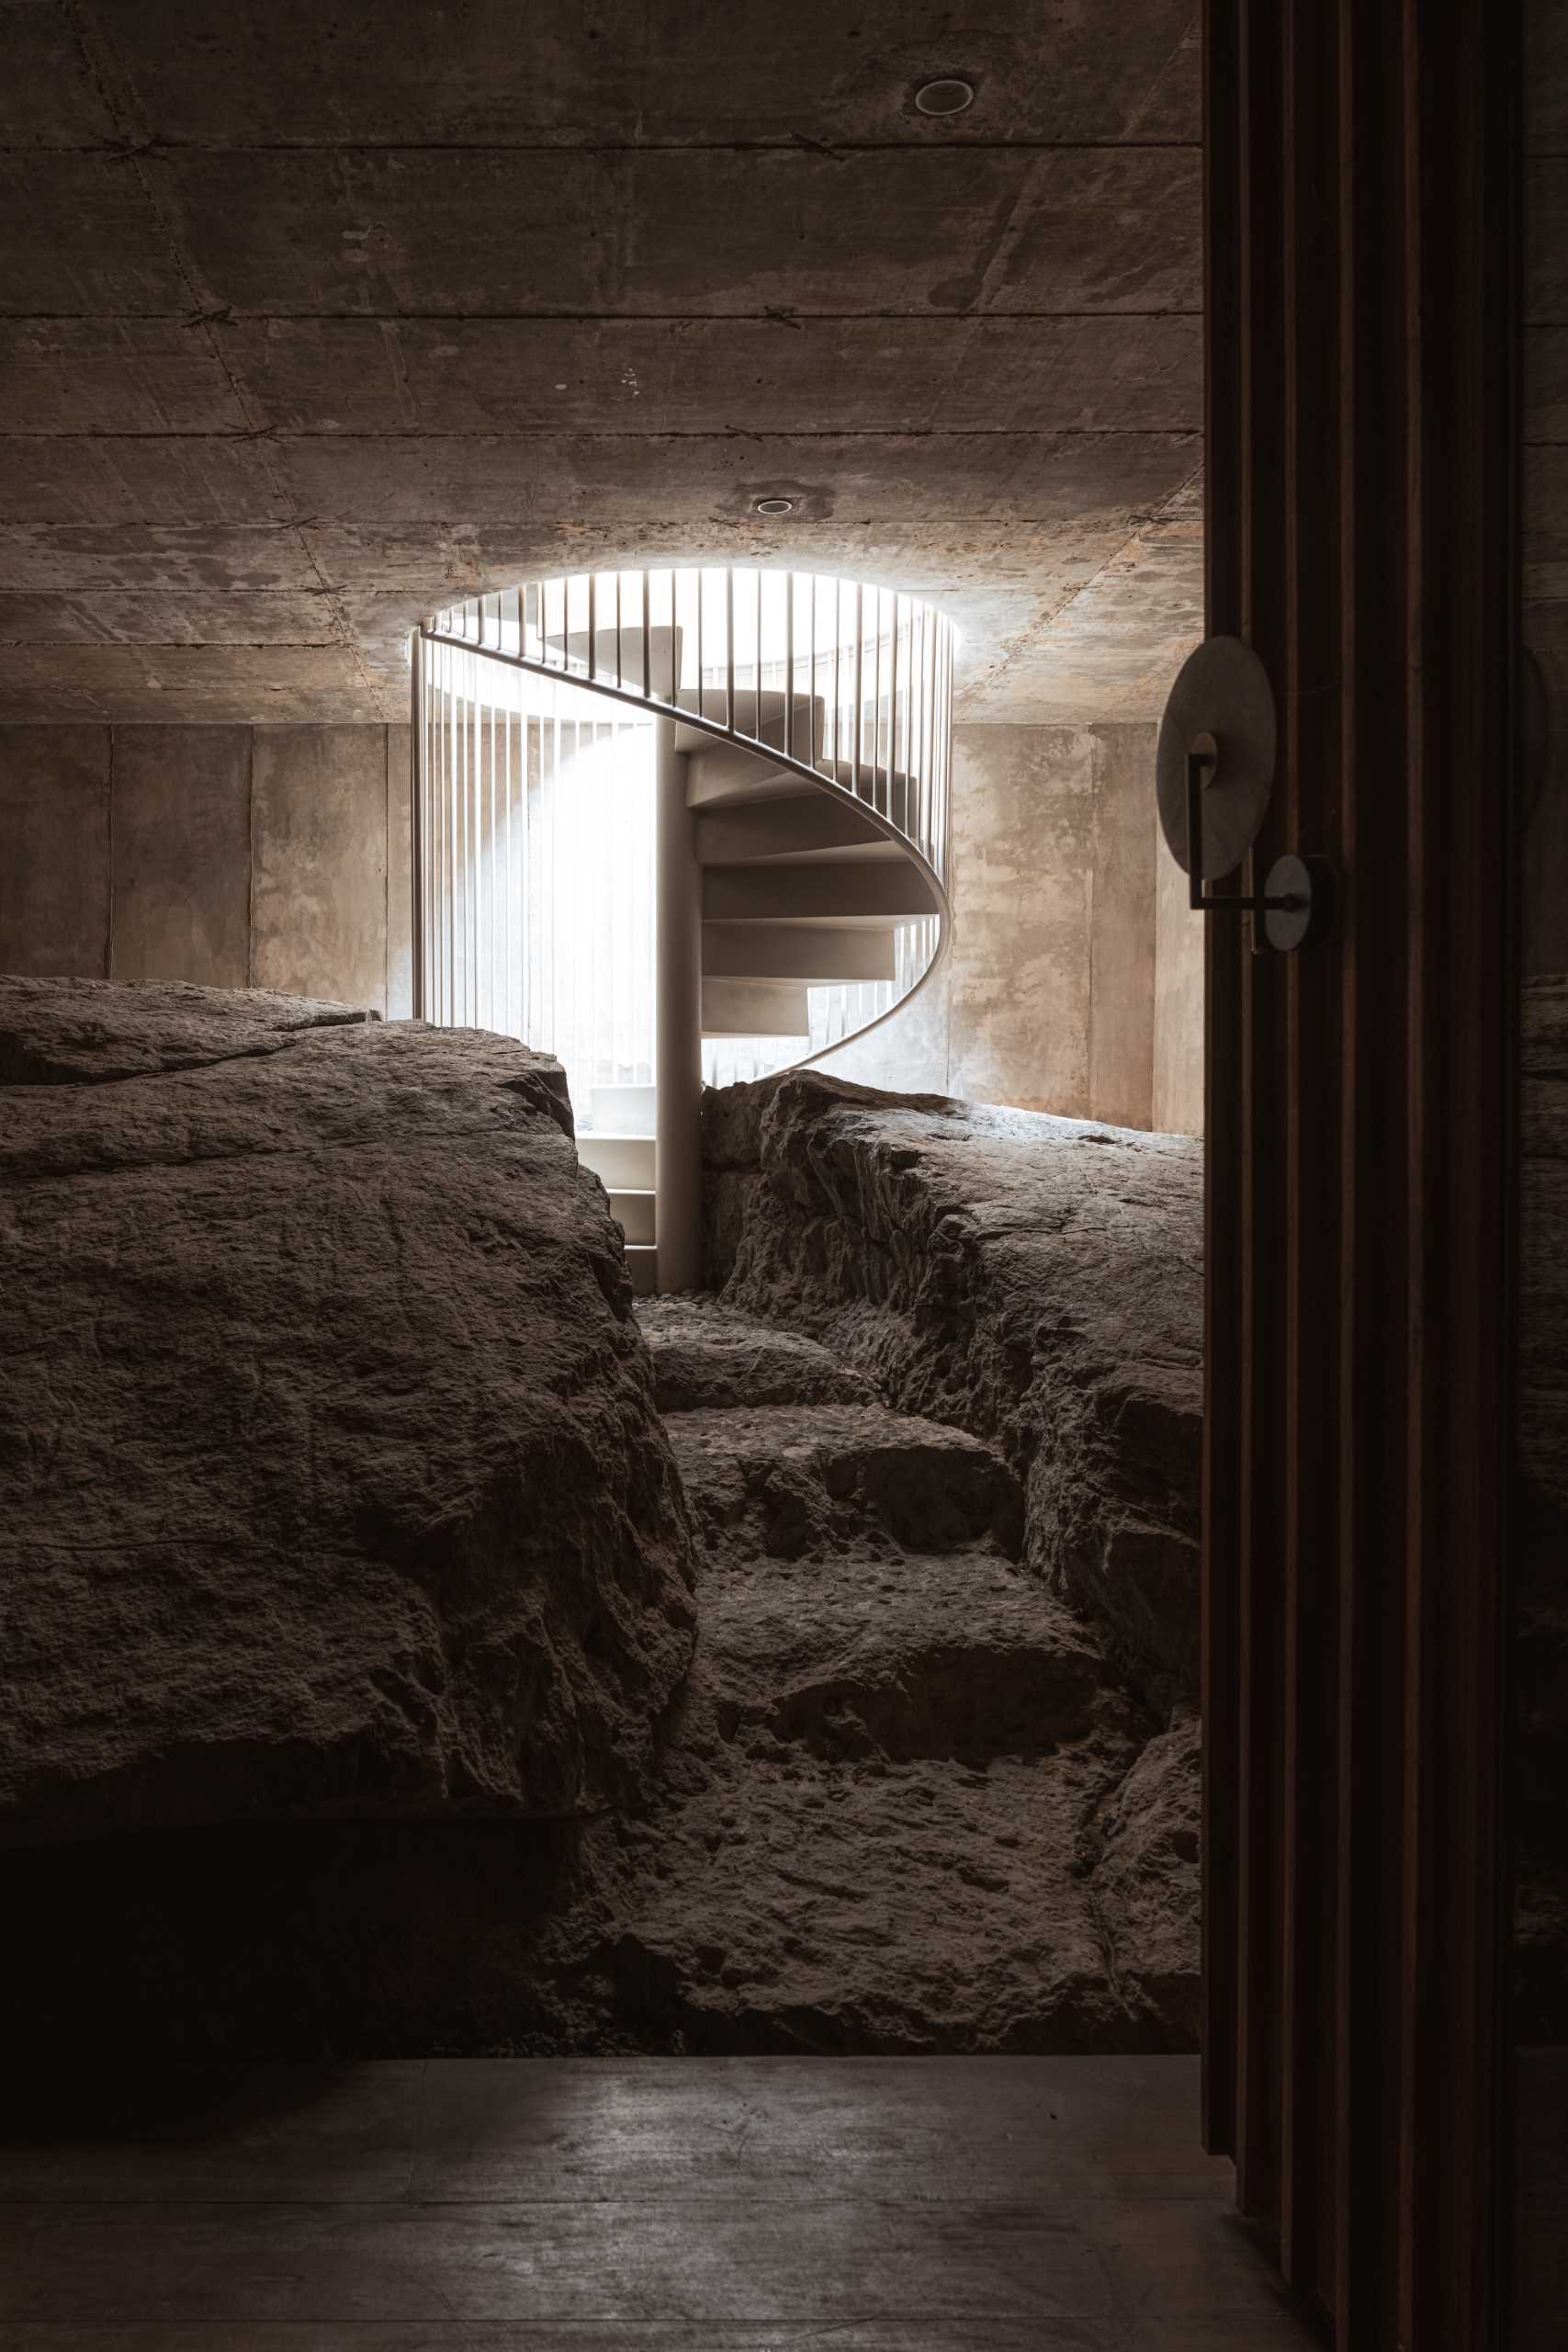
[1,715,1204,1132]
[818,721,1204,1134]
[1154,816,1205,1135]
[0,724,412,1017]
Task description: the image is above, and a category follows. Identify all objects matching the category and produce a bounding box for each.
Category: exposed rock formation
[705,1070,1204,1709]
[0,978,694,1845]
[0,1020,1200,2057]
[581,1300,1192,2052]
[0,972,382,1085]
[433,1293,1190,2055]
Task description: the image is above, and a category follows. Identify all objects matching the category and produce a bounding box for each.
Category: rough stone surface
[0,978,694,1845]
[0,1059,1199,2057]
[0,972,377,1084]
[637,1297,876,1414]
[547,1308,1193,2054]
[705,1070,1204,1709]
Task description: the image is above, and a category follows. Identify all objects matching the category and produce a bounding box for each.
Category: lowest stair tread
[637,1297,876,1411]
[609,1747,1138,2054]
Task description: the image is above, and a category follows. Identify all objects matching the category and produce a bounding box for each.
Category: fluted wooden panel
[1201,0,1517,2343]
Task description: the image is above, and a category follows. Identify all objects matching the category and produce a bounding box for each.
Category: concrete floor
[0,2056,1323,2346]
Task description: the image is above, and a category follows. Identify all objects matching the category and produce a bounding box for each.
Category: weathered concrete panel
[0,436,280,528]
[813,962,952,1098]
[0,322,250,435]
[0,725,109,977]
[276,428,1200,533]
[0,647,392,725]
[0,591,339,647]
[0,4,120,147]
[109,727,252,989]
[216,315,1202,439]
[0,157,189,316]
[107,0,1199,146]
[959,473,1204,724]
[252,727,389,1012]
[1087,726,1157,1131]
[154,149,1200,320]
[1154,813,1204,1137]
[0,9,1204,732]
[386,723,413,1019]
[0,524,325,597]
[946,727,1096,1116]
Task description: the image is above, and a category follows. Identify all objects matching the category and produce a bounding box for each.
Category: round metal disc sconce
[1156,634,1336,952]
[913,76,975,116]
[1156,635,1276,879]
[753,496,795,516]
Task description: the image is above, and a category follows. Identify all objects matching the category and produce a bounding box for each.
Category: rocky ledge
[0,978,695,1843]
[705,1070,1204,1709]
[558,1298,1201,2052]
[1,1016,1201,2058]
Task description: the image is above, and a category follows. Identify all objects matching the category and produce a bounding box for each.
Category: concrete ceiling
[0,1,1203,725]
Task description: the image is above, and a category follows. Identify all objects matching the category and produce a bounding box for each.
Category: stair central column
[654,713,702,1291]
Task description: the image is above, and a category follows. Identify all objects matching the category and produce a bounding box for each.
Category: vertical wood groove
[1203,0,1515,2339]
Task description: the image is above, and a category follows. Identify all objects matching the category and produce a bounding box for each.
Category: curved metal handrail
[413,566,953,1075]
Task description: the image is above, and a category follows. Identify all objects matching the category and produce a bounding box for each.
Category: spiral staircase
[412,569,953,1293]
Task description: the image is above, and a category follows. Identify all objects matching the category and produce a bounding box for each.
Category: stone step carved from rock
[696,1554,1124,1765]
[665,1404,1026,1567]
[637,1298,877,1414]
[605,1752,1143,2055]
[702,1069,1204,1711]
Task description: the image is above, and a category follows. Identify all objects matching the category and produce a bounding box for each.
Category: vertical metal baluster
[446,648,456,1024]
[725,568,735,738]
[887,594,898,826]
[785,571,795,765]
[755,568,763,744]
[832,580,841,775]
[488,675,497,1027]
[464,667,473,1026]
[502,684,512,1036]
[852,582,863,800]
[881,589,890,813]
[641,566,651,707]
[549,708,561,1050]
[410,633,423,1020]
[615,571,623,690]
[454,650,463,1024]
[588,571,598,683]
[941,625,951,875]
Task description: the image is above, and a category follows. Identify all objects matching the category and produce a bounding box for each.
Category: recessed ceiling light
[913,75,975,116]
[754,496,795,515]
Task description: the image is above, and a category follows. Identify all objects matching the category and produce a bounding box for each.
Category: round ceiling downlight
[913,76,975,116]
[753,496,795,515]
